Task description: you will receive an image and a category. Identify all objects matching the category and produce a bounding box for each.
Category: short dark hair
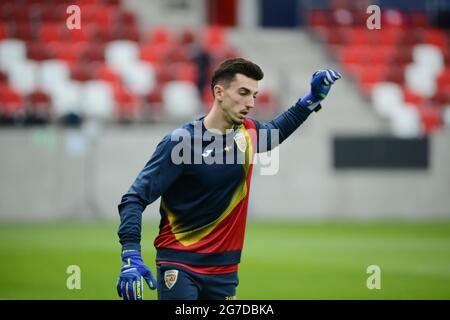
[211,58,264,97]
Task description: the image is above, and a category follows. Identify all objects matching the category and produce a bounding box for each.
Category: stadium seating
[0,0,242,125]
[308,7,450,136]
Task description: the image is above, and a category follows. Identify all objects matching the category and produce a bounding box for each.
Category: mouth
[239,111,249,117]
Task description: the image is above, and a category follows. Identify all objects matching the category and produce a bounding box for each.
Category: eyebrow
[239,87,258,95]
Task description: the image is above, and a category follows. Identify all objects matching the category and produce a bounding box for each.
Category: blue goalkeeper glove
[116,250,157,300]
[299,69,342,112]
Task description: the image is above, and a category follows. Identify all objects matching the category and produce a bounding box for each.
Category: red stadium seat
[408,11,429,28]
[0,85,24,117]
[169,45,192,63]
[94,5,118,29]
[154,64,174,84]
[403,87,425,106]
[0,21,8,40]
[390,47,413,65]
[83,44,105,62]
[71,63,95,82]
[39,23,62,43]
[39,5,61,22]
[326,28,347,47]
[346,27,370,46]
[27,42,52,61]
[113,84,140,121]
[119,10,137,27]
[202,26,226,51]
[423,29,448,49]
[96,64,121,85]
[50,42,86,65]
[339,45,370,65]
[147,26,173,46]
[0,71,7,85]
[119,25,140,42]
[67,24,97,43]
[368,46,395,65]
[384,66,405,84]
[431,86,450,105]
[28,89,52,122]
[13,24,35,42]
[307,10,332,27]
[437,68,450,91]
[370,28,402,46]
[146,85,164,109]
[179,29,196,45]
[418,105,442,134]
[172,62,198,83]
[357,66,388,94]
[140,43,171,64]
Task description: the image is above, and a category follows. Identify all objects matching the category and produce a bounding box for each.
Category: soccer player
[116,58,341,300]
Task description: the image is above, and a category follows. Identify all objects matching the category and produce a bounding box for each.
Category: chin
[232,118,244,126]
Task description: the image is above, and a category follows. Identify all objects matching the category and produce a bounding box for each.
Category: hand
[299,69,342,112]
[116,250,157,300]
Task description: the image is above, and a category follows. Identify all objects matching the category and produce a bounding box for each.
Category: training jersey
[118,100,313,274]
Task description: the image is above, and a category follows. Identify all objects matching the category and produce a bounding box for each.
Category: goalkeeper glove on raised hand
[299,69,342,112]
[116,250,157,300]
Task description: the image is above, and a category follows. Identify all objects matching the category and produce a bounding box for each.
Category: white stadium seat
[0,39,27,72]
[50,81,82,118]
[412,44,444,75]
[371,82,404,118]
[39,60,71,95]
[405,63,437,98]
[105,40,140,73]
[81,80,115,120]
[7,60,38,95]
[163,81,201,119]
[120,61,156,95]
[390,104,422,138]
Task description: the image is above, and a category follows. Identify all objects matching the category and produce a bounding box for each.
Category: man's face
[215,73,258,126]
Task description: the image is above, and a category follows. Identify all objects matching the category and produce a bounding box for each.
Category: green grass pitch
[0,221,449,300]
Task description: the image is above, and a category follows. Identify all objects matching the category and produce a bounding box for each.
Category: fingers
[316,69,342,85]
[127,280,136,300]
[116,279,122,298]
[143,273,157,290]
[141,266,158,290]
[118,276,142,300]
[136,278,144,300]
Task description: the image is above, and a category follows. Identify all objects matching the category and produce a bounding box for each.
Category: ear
[214,84,224,102]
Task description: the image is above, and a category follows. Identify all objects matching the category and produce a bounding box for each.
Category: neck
[204,102,235,134]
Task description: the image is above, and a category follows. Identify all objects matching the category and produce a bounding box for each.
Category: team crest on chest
[164,269,179,289]
[234,130,247,153]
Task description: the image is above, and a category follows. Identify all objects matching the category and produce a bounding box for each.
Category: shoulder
[159,117,201,148]
[243,117,261,131]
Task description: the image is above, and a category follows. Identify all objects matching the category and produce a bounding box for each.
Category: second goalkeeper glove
[116,250,157,300]
[299,69,342,112]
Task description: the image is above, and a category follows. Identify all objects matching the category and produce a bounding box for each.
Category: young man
[116,58,341,300]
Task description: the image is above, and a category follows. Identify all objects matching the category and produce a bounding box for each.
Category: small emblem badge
[164,270,179,289]
[234,131,247,153]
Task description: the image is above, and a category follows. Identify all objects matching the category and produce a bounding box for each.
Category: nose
[246,96,255,109]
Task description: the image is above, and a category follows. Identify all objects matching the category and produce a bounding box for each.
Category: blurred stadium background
[0,0,450,300]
